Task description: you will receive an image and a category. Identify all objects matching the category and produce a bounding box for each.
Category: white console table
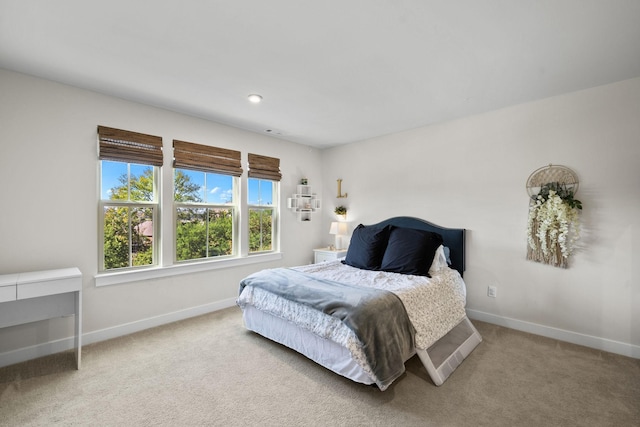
[0,267,82,369]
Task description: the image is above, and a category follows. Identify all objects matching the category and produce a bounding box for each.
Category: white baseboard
[0,337,77,369]
[3,302,637,369]
[467,309,640,359]
[0,298,238,369]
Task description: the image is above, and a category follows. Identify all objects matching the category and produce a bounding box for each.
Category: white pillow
[428,245,449,276]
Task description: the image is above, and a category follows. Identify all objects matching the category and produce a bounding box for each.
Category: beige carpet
[1,307,638,427]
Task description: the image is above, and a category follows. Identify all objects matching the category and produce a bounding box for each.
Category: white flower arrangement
[526,182,582,268]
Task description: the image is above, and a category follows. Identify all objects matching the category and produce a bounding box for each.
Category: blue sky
[101,161,271,205]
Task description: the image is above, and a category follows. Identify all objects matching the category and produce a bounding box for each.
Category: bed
[237,216,482,390]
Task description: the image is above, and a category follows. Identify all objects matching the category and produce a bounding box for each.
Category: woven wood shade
[98,126,163,166]
[248,153,282,181]
[173,140,243,177]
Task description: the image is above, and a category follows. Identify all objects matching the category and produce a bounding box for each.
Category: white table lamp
[329,221,348,249]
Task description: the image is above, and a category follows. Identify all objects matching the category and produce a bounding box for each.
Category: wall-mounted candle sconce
[337,179,348,198]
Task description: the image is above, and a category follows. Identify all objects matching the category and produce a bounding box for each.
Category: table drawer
[315,252,337,263]
[16,268,81,299]
[0,273,18,303]
[0,284,17,303]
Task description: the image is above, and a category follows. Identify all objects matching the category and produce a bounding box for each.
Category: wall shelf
[287,185,321,221]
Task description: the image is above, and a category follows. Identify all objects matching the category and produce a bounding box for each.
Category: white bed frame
[242,217,482,387]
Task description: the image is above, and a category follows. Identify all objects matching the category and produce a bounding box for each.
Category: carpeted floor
[1,307,638,426]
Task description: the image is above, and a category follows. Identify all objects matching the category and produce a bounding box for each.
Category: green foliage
[133,246,153,266]
[334,205,347,215]
[103,166,163,270]
[173,170,234,261]
[103,165,270,268]
[176,208,233,261]
[208,209,233,256]
[176,211,207,261]
[534,182,582,210]
[103,204,155,269]
[174,170,202,202]
[103,206,130,269]
[109,168,154,201]
[249,209,272,252]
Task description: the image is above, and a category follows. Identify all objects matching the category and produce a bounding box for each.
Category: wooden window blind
[98,125,164,166]
[173,140,243,177]
[248,153,282,181]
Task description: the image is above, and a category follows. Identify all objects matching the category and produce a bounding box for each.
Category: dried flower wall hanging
[526,165,582,268]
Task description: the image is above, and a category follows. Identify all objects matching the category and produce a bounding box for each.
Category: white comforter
[237,260,467,383]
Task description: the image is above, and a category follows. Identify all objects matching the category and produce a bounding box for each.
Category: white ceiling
[1,1,639,148]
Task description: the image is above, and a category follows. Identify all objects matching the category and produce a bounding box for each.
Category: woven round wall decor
[526,164,579,198]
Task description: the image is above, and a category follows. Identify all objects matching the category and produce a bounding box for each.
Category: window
[96,128,284,284]
[98,126,162,271]
[248,153,281,253]
[174,169,237,261]
[173,140,242,262]
[248,178,275,252]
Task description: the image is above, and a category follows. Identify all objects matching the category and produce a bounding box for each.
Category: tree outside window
[99,136,281,273]
[248,178,275,253]
[174,169,236,262]
[101,162,157,270]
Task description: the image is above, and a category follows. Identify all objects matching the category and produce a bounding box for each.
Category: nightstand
[313,247,348,263]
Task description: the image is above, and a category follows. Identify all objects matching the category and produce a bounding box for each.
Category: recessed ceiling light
[248,94,263,103]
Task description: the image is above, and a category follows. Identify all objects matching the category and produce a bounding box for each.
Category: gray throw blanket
[239,268,415,390]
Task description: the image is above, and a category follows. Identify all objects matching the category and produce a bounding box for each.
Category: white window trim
[98,162,160,272]
[96,160,282,287]
[247,178,280,254]
[94,251,282,287]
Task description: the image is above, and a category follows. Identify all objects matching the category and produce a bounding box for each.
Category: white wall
[1,69,638,364]
[0,69,325,360]
[321,77,640,357]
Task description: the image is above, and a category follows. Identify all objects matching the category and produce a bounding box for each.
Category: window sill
[94,252,282,287]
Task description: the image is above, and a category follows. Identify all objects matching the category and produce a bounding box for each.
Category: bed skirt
[242,305,482,387]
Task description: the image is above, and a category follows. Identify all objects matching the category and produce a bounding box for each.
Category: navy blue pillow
[380,227,443,276]
[342,224,392,270]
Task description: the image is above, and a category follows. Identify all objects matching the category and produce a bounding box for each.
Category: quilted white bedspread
[237,260,467,383]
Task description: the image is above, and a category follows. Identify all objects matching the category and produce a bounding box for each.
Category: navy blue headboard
[368,216,466,277]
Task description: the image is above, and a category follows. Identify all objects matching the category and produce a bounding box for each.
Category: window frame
[98,161,160,272]
[247,177,279,254]
[95,135,284,286]
[173,169,240,263]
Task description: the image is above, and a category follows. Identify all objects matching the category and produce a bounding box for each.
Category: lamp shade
[329,221,349,250]
[329,222,348,235]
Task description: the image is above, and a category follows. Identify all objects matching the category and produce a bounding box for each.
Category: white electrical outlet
[487,286,497,298]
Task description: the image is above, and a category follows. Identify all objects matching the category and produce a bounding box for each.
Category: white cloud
[219,189,233,203]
